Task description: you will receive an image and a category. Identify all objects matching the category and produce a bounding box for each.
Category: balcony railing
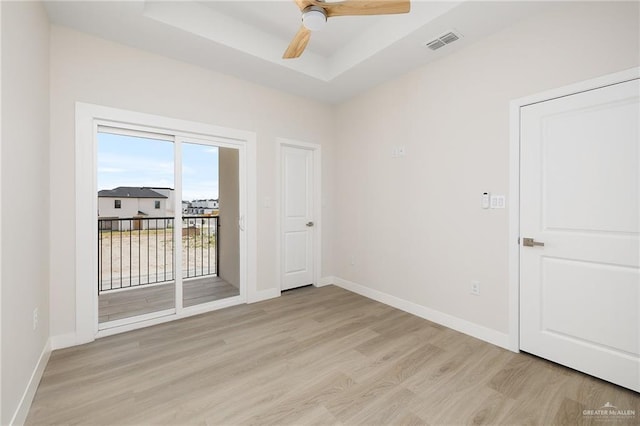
[98,216,218,293]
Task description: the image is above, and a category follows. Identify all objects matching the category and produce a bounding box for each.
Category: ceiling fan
[283,0,411,59]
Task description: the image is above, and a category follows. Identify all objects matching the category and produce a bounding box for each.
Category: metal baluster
[172,218,175,281]
[216,217,219,276]
[98,221,101,293]
[120,220,123,289]
[201,218,204,277]
[110,221,113,290]
[186,218,190,278]
[129,219,132,288]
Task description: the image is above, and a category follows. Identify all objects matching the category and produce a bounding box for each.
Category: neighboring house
[98,186,175,230]
[191,199,219,209]
[185,199,219,215]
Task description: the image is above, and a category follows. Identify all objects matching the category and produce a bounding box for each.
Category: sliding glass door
[97,128,241,329]
[97,129,176,325]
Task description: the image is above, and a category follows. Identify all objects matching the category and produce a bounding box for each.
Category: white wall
[49,26,335,338]
[98,197,137,219]
[149,188,175,216]
[1,1,50,423]
[332,1,640,337]
[218,147,240,288]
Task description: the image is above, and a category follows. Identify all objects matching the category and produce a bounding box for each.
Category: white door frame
[508,67,640,352]
[276,138,322,292]
[75,102,257,344]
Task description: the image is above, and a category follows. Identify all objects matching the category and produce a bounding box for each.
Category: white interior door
[520,78,639,391]
[282,145,314,291]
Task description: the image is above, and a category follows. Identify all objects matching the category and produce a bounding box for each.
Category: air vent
[426,30,461,51]
[426,39,445,51]
[440,32,459,44]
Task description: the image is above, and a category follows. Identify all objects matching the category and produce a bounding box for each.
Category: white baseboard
[247,287,280,303]
[10,339,51,426]
[332,277,510,350]
[316,276,334,287]
[50,332,78,350]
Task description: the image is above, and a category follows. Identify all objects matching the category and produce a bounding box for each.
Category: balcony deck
[98,276,239,323]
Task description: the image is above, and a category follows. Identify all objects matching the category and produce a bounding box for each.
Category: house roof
[98,187,168,199]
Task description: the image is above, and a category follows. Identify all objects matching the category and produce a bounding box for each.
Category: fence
[98,216,218,293]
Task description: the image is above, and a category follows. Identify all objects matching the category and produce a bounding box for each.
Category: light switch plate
[490,195,506,209]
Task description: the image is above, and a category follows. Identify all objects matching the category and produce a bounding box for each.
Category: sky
[97,132,219,201]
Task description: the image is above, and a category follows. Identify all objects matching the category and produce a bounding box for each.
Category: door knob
[523,237,544,247]
[306,221,314,227]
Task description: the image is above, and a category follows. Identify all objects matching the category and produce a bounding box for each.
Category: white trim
[507,67,640,353]
[333,277,510,350]
[244,136,258,305]
[507,99,521,353]
[276,138,322,292]
[316,276,334,287]
[50,333,79,351]
[9,340,51,426]
[75,102,257,344]
[97,125,173,142]
[512,68,640,109]
[75,104,98,345]
[174,137,184,313]
[0,2,3,420]
[99,309,175,331]
[247,287,280,304]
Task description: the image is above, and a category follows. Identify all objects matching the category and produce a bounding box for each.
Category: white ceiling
[201,1,390,58]
[43,1,553,104]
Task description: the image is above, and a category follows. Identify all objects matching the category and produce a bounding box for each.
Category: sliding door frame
[75,102,256,344]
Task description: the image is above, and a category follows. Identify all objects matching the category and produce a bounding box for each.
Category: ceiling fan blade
[317,0,410,17]
[293,0,314,11]
[283,26,312,59]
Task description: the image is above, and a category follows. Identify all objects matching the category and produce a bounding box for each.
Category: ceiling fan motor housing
[302,6,327,31]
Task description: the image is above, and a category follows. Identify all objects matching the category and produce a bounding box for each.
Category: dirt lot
[99,228,216,291]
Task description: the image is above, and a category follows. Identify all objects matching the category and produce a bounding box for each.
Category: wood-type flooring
[27,285,639,425]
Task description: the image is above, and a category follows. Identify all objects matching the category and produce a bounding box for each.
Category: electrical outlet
[33,307,39,330]
[391,145,407,158]
[471,281,480,296]
[350,255,356,266]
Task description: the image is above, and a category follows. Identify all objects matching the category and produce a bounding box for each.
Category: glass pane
[182,142,239,307]
[97,131,175,323]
